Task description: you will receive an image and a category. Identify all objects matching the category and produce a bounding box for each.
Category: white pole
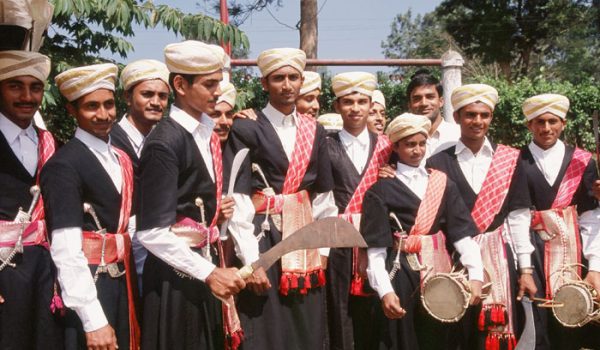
[441,50,464,123]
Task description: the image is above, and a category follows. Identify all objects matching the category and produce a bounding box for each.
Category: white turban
[451,84,499,111]
[317,113,343,131]
[217,81,236,108]
[522,94,569,121]
[0,50,50,83]
[331,72,377,98]
[0,0,54,51]
[372,90,386,108]
[300,71,321,95]
[120,59,170,91]
[257,48,306,77]
[55,63,118,102]
[386,113,431,143]
[164,40,226,75]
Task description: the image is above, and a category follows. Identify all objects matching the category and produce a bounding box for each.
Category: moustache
[14,103,37,108]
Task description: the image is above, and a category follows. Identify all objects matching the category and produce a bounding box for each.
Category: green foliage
[41,0,249,142]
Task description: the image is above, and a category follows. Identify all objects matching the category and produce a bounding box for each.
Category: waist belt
[82,231,126,264]
[0,219,48,248]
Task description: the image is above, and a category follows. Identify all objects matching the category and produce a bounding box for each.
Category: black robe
[137,116,223,350]
[0,128,63,350]
[326,131,379,350]
[41,137,131,350]
[224,110,334,350]
[427,144,530,349]
[360,176,476,350]
[519,144,599,350]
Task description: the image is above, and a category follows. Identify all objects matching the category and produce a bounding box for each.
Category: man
[367,89,387,135]
[407,70,460,158]
[0,50,62,349]
[326,72,392,350]
[210,80,236,145]
[225,47,337,350]
[110,59,170,287]
[296,70,321,118]
[135,40,246,350]
[520,93,600,349]
[361,113,483,350]
[42,63,139,349]
[235,70,321,120]
[426,84,535,349]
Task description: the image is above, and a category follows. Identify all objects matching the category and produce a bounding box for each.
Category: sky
[115,0,440,74]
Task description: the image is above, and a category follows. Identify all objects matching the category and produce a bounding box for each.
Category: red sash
[468,145,519,347]
[470,145,520,233]
[281,114,316,194]
[410,169,447,237]
[552,148,591,209]
[32,129,56,222]
[343,135,392,296]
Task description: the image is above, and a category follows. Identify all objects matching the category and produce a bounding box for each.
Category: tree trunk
[300,0,318,70]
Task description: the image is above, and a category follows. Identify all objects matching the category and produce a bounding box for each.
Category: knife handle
[238,265,254,279]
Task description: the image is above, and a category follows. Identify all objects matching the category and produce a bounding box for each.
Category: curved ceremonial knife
[238,217,367,279]
[515,296,536,350]
[219,148,250,240]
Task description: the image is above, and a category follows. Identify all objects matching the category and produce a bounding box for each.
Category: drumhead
[553,283,594,328]
[421,274,469,323]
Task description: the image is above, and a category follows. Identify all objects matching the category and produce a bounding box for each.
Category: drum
[421,273,470,323]
[551,282,599,328]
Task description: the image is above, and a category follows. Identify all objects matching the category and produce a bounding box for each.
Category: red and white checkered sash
[210,132,223,228]
[410,169,447,236]
[0,129,56,248]
[343,135,392,296]
[281,114,316,194]
[552,148,591,209]
[470,145,520,233]
[112,147,133,234]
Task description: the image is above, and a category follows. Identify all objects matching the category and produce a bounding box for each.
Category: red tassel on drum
[280,274,289,296]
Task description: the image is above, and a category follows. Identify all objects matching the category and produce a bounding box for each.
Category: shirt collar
[0,112,36,144]
[528,139,565,159]
[75,127,112,155]
[262,102,297,127]
[339,127,370,148]
[396,161,428,179]
[118,115,145,149]
[169,104,215,137]
[455,137,494,157]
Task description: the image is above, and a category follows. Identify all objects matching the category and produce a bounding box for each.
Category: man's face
[295,89,320,118]
[175,71,223,116]
[367,102,387,135]
[126,79,170,124]
[209,101,234,143]
[334,92,370,135]
[453,102,493,144]
[408,85,443,122]
[392,132,427,167]
[527,112,566,150]
[67,89,116,141]
[261,66,303,110]
[0,75,44,128]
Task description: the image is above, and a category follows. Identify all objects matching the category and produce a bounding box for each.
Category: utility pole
[300,0,318,70]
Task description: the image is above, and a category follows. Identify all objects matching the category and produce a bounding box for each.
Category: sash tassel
[279,270,326,296]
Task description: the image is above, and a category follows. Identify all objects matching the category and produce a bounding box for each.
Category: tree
[42,0,250,141]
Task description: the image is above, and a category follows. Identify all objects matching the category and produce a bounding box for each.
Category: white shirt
[339,127,370,174]
[50,128,123,332]
[136,106,219,283]
[426,119,461,158]
[118,116,146,157]
[366,162,484,299]
[228,103,338,265]
[456,138,534,268]
[0,112,38,176]
[528,140,600,271]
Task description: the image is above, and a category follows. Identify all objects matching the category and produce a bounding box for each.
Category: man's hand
[206,267,246,299]
[469,280,483,305]
[218,196,235,224]
[584,271,600,300]
[320,255,328,270]
[378,164,396,179]
[381,292,406,319]
[85,324,118,350]
[0,294,4,303]
[592,180,600,200]
[517,273,538,300]
[234,109,258,121]
[245,267,271,295]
